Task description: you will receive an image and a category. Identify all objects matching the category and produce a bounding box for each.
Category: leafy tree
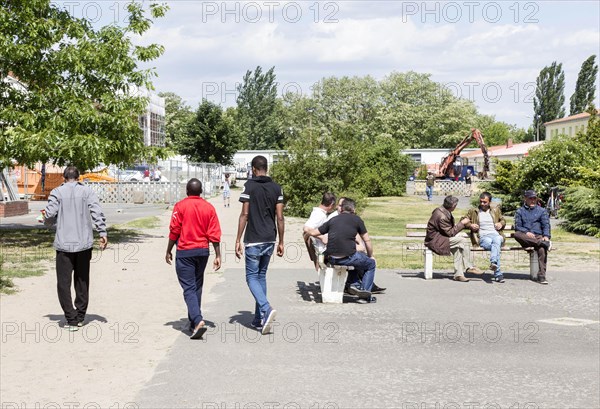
[533,61,566,140]
[271,124,414,217]
[476,116,526,147]
[0,1,168,171]
[570,55,598,115]
[559,186,600,237]
[353,135,413,197]
[178,100,238,164]
[159,92,194,148]
[236,66,281,149]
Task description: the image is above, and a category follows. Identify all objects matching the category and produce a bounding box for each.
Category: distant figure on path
[222,176,231,207]
[426,171,435,201]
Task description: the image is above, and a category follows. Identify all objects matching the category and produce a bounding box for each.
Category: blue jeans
[175,252,209,328]
[426,185,433,200]
[479,234,503,276]
[245,243,275,322]
[330,252,376,291]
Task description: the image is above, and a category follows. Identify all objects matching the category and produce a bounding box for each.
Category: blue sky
[57,1,599,129]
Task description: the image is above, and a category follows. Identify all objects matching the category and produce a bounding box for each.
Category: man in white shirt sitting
[464,192,507,283]
[303,192,337,270]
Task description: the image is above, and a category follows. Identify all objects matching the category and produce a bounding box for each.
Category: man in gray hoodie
[44,166,108,330]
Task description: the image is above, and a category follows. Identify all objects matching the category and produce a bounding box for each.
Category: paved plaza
[1,189,598,408]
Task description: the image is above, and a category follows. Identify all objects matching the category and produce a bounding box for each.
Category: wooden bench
[405,224,552,280]
[305,236,354,303]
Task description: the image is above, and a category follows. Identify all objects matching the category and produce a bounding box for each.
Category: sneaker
[453,276,470,282]
[493,274,505,283]
[538,276,549,285]
[250,319,263,330]
[489,263,498,272]
[465,267,483,275]
[261,308,277,335]
[65,324,79,332]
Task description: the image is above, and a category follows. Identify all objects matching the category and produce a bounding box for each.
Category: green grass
[119,216,161,229]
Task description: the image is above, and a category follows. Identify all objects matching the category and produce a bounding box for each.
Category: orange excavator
[437,128,489,179]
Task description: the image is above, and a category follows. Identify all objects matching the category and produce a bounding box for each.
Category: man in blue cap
[514,189,551,284]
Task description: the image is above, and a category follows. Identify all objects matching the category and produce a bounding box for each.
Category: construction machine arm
[438,128,489,179]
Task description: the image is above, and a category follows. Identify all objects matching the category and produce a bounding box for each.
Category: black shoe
[539,241,551,251]
[371,284,386,294]
[538,276,548,285]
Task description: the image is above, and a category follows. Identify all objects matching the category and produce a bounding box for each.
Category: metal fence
[85,161,222,204]
[406,180,483,197]
[9,160,222,204]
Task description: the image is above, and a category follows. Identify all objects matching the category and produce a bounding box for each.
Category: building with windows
[137,89,166,147]
[545,109,600,140]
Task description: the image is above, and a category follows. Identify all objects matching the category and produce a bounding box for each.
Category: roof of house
[462,141,543,158]
[544,109,600,126]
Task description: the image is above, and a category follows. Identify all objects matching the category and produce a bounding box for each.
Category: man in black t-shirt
[235,155,285,335]
[304,198,376,300]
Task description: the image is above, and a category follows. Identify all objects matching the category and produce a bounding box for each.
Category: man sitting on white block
[303,192,338,271]
[304,198,376,301]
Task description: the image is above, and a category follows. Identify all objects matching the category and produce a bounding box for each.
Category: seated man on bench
[425,195,483,282]
[514,189,552,285]
[464,192,507,283]
[304,198,376,301]
[303,192,338,271]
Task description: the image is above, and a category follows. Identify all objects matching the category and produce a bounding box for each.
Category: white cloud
[135,1,599,127]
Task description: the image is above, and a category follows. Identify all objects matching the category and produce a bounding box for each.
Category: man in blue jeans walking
[235,156,285,335]
[304,198,377,302]
[166,179,222,339]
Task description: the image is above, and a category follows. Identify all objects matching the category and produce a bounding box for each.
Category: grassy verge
[0,216,162,294]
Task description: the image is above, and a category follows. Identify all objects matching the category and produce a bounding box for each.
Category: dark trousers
[513,232,548,277]
[175,255,208,329]
[56,249,92,325]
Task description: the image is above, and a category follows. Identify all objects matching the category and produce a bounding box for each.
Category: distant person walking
[43,166,108,331]
[426,171,435,201]
[465,170,472,196]
[222,176,231,207]
[166,178,222,339]
[235,155,284,334]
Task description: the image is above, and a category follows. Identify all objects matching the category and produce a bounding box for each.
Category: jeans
[176,254,209,328]
[330,252,376,291]
[479,234,503,276]
[426,185,433,201]
[245,243,275,322]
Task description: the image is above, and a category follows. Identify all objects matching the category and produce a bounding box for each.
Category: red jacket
[169,196,221,250]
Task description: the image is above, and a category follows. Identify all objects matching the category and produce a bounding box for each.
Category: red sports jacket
[169,196,221,250]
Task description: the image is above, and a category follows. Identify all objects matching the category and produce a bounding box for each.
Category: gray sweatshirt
[44,181,107,252]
